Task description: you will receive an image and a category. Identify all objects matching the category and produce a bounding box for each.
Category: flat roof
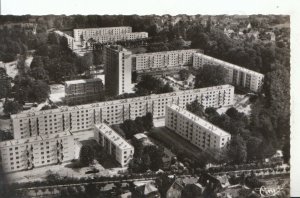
[95,123,133,150]
[194,53,264,77]
[11,84,234,119]
[131,49,199,57]
[167,104,231,137]
[65,78,102,85]
[0,131,73,148]
[74,26,132,31]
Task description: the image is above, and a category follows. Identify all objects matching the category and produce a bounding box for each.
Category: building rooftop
[131,49,199,56]
[0,131,73,148]
[65,78,102,85]
[11,84,234,119]
[168,104,231,137]
[95,123,133,150]
[194,53,264,77]
[74,26,132,31]
[133,133,148,140]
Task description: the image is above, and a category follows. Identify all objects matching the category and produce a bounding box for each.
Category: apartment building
[11,85,234,139]
[131,49,199,71]
[104,45,132,96]
[0,131,75,173]
[89,32,148,44]
[74,26,132,41]
[64,78,104,105]
[94,123,134,167]
[193,53,264,92]
[165,104,231,150]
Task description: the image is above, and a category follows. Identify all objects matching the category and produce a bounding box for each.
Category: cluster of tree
[31,33,91,83]
[120,113,153,139]
[0,27,31,62]
[128,145,164,173]
[194,64,227,88]
[0,130,13,142]
[178,69,191,81]
[79,145,95,167]
[135,75,174,96]
[186,100,278,165]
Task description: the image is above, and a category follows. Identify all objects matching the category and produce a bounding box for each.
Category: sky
[1,0,297,15]
[1,0,300,196]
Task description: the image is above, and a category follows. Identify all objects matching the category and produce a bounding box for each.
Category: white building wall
[0,132,75,173]
[165,104,231,150]
[11,85,235,138]
[193,53,264,92]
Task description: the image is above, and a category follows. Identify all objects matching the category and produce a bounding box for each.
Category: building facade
[104,45,132,96]
[165,104,231,150]
[11,85,234,139]
[64,78,104,105]
[0,131,75,173]
[94,123,134,167]
[193,53,264,92]
[88,32,148,44]
[131,49,199,71]
[74,26,132,42]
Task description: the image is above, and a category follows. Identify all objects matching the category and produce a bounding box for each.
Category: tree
[79,145,95,166]
[142,112,154,131]
[3,100,22,115]
[179,69,190,81]
[227,135,247,164]
[186,99,205,117]
[194,64,227,88]
[29,66,49,81]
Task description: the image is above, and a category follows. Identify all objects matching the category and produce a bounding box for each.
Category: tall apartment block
[165,104,231,150]
[193,53,264,92]
[64,78,104,105]
[94,123,134,167]
[11,85,234,139]
[74,26,132,41]
[104,45,132,96]
[0,131,75,173]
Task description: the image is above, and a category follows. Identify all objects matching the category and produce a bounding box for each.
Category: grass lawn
[149,126,203,160]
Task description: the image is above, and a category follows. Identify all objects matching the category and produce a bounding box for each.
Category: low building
[165,104,231,150]
[64,78,104,105]
[134,182,161,198]
[0,131,75,173]
[94,123,134,167]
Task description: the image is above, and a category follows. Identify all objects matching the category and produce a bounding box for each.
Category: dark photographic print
[0,1,296,197]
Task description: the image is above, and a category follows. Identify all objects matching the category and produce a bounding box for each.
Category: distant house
[118,191,132,198]
[134,182,161,198]
[166,176,200,198]
[198,173,224,192]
